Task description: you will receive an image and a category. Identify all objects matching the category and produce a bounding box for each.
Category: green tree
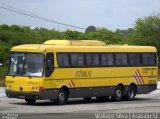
[134,13,160,46]
[84,28,123,44]
[134,13,160,64]
[65,30,81,40]
[85,26,97,33]
[115,28,135,36]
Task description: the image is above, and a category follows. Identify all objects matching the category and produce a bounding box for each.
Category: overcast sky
[0,0,160,31]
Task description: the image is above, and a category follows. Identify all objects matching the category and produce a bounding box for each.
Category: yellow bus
[5,40,158,105]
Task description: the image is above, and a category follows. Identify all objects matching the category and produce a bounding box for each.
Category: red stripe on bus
[134,76,139,84]
[134,73,141,84]
[137,69,144,84]
[71,80,75,87]
[135,71,143,84]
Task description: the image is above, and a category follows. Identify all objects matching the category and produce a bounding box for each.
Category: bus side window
[92,53,100,66]
[129,53,135,65]
[86,53,92,66]
[129,53,141,66]
[70,53,85,67]
[57,53,69,67]
[45,53,54,77]
[108,54,114,66]
[70,53,84,67]
[115,53,127,66]
[101,53,108,66]
[86,53,100,67]
[135,53,142,66]
[142,53,156,66]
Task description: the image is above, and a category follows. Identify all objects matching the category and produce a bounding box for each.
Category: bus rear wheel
[25,99,36,104]
[123,85,136,101]
[111,85,123,101]
[55,88,68,105]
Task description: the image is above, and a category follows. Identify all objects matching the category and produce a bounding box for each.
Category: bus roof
[11,40,157,53]
[43,40,106,46]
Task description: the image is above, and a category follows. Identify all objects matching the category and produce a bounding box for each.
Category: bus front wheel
[25,99,36,104]
[55,88,68,105]
[111,85,123,101]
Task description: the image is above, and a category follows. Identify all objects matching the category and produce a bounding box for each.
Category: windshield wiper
[12,74,16,78]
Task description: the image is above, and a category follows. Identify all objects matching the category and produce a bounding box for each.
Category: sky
[0,0,160,32]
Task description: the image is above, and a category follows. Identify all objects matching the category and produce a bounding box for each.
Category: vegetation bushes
[0,66,7,86]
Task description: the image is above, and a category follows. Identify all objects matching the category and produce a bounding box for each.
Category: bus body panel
[44,67,157,88]
[6,76,43,92]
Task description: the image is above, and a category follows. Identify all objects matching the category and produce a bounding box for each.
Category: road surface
[0,84,160,119]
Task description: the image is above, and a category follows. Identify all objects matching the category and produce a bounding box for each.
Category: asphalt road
[0,87,160,119]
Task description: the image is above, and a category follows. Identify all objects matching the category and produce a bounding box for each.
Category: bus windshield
[8,53,44,77]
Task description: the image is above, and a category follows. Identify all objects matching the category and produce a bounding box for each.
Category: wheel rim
[59,92,65,102]
[116,89,122,98]
[128,89,134,99]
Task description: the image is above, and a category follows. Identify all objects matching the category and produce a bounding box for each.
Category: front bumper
[6,89,58,100]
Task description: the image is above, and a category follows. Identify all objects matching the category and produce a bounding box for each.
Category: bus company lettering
[142,68,156,74]
[75,70,91,78]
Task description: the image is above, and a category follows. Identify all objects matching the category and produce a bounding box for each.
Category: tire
[111,85,123,101]
[55,88,68,105]
[83,97,92,101]
[25,99,36,104]
[123,85,136,101]
[96,96,109,102]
